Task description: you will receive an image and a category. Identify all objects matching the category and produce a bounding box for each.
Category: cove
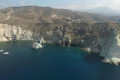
[0,41,120,80]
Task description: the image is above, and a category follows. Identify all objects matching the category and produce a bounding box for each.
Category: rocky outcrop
[0,24,34,41]
[32,42,43,49]
[1,6,120,65]
[101,33,120,65]
[0,23,120,65]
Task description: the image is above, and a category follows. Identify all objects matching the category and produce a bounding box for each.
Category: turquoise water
[0,41,120,80]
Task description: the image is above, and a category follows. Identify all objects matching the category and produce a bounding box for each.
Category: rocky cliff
[0,24,33,41]
[0,23,120,65]
[1,6,120,65]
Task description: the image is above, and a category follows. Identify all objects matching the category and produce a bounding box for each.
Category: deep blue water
[0,41,120,80]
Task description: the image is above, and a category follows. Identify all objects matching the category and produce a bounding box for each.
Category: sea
[0,41,120,80]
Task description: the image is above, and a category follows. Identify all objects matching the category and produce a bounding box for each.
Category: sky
[0,0,120,10]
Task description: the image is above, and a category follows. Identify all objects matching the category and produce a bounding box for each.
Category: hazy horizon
[1,0,120,10]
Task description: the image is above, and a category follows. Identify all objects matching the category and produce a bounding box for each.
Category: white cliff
[101,32,120,65]
[0,24,34,41]
[40,37,46,43]
[1,23,120,65]
[0,24,62,43]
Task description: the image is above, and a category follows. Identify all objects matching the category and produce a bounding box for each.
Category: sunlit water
[0,41,120,80]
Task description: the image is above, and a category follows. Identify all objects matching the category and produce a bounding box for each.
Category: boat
[3,52,9,55]
[0,50,4,52]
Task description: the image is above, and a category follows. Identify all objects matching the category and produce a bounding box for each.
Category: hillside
[0,6,119,24]
[0,6,120,65]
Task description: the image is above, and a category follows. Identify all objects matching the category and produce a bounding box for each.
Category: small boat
[3,52,9,55]
[0,50,4,52]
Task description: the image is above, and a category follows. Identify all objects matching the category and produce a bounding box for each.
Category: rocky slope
[0,6,120,65]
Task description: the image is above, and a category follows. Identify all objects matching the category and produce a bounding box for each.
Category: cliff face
[101,33,120,65]
[0,23,120,65]
[0,24,34,41]
[1,6,120,65]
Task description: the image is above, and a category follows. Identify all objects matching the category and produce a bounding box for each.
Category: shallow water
[0,41,120,80]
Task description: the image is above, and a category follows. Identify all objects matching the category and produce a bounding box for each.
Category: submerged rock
[32,42,43,49]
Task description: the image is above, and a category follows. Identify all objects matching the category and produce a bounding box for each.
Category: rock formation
[0,6,120,65]
[32,42,43,49]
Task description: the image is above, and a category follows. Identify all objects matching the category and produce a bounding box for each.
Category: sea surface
[0,41,120,80]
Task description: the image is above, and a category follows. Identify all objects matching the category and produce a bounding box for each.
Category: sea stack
[32,42,43,49]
